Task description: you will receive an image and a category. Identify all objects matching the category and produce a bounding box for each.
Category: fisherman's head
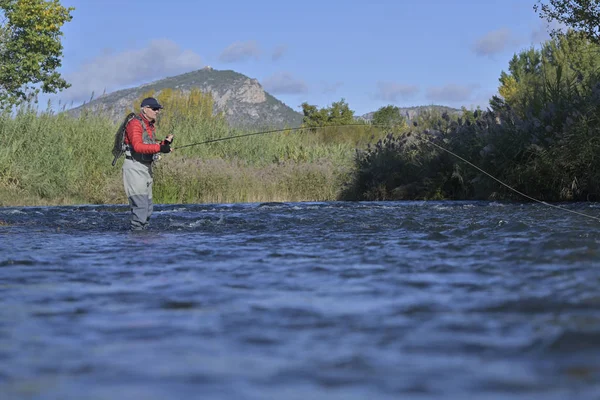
[140,97,163,121]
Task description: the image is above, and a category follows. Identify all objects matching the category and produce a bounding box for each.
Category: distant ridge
[68,67,465,129]
[357,105,463,123]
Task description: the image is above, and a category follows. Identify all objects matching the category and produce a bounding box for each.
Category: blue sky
[46,0,556,116]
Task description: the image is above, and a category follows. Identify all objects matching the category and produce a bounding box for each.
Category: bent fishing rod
[174,124,384,149]
[172,123,600,222]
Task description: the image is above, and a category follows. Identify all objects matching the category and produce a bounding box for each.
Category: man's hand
[165,134,174,145]
[160,143,171,153]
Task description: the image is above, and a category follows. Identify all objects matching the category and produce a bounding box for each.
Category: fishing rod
[173,123,600,222]
[174,123,386,149]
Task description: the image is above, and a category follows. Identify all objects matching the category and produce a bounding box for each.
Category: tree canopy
[534,0,600,44]
[371,105,406,128]
[496,30,600,115]
[0,0,74,109]
[301,98,356,128]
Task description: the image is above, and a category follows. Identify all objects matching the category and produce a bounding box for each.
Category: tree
[300,102,327,127]
[497,48,543,112]
[534,0,600,44]
[496,31,600,115]
[301,98,355,128]
[0,0,74,108]
[371,104,406,127]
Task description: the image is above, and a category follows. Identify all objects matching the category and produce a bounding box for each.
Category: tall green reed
[0,91,361,206]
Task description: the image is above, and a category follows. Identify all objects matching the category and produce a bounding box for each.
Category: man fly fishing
[120,97,173,231]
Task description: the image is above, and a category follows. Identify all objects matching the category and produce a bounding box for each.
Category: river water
[1,201,599,399]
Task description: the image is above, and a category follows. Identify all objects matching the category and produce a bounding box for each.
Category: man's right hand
[160,143,171,153]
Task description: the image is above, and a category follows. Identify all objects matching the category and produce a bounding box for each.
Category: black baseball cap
[140,97,163,109]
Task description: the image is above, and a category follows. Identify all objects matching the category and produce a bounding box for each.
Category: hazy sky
[45,0,555,116]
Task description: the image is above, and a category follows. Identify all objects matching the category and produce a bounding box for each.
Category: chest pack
[111,113,157,166]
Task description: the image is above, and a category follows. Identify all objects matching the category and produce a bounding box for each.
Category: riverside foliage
[1,32,599,206]
[342,31,600,202]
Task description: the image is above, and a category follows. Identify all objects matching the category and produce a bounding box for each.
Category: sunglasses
[150,107,162,111]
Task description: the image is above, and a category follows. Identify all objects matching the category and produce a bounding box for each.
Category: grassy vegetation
[3,33,599,207]
[0,91,386,207]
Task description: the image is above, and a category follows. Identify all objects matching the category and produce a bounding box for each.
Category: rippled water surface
[1,201,600,399]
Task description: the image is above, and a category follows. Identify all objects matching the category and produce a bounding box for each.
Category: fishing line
[174,124,380,149]
[422,138,600,222]
[173,123,600,222]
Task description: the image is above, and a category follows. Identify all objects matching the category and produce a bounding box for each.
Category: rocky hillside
[68,67,465,129]
[69,67,304,129]
[358,105,463,123]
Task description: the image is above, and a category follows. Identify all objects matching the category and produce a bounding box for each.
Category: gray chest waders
[122,117,158,230]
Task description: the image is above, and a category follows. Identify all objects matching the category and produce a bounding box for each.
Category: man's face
[143,106,161,121]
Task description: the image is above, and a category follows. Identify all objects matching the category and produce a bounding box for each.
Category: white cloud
[375,81,419,102]
[473,28,516,57]
[531,20,566,44]
[218,40,261,63]
[61,39,202,102]
[463,89,498,110]
[322,81,343,94]
[272,44,288,61]
[531,24,552,44]
[426,84,478,103]
[262,72,307,94]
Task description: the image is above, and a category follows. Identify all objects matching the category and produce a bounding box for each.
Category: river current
[1,201,599,399]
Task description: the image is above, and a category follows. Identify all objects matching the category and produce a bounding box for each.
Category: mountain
[68,67,465,129]
[69,67,304,129]
[357,105,463,123]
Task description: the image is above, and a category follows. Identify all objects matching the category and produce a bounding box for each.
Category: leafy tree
[300,102,327,127]
[0,0,74,108]
[371,104,406,127]
[496,31,600,116]
[497,48,543,113]
[327,98,355,124]
[534,0,600,44]
[301,98,355,127]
